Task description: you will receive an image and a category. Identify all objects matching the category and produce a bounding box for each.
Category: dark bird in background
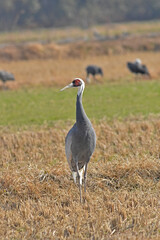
[127,59,151,79]
[86,65,103,83]
[0,70,15,89]
[60,78,96,203]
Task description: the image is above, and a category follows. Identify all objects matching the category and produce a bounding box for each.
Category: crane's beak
[60,83,73,91]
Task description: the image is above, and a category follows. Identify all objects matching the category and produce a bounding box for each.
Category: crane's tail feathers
[72,166,85,185]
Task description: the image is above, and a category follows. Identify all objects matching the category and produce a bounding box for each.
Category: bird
[127,58,151,79]
[60,78,96,202]
[86,65,103,83]
[0,70,15,89]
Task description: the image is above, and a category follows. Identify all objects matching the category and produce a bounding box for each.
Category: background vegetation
[0,0,160,31]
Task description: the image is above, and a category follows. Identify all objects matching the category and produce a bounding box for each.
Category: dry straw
[0,117,160,239]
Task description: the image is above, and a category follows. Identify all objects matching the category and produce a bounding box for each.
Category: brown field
[0,50,160,90]
[1,32,160,90]
[0,117,160,239]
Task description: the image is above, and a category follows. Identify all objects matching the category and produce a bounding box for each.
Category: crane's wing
[127,62,138,73]
[141,65,150,76]
[65,123,76,171]
[0,71,15,81]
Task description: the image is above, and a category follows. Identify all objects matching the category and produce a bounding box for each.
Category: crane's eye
[72,79,82,87]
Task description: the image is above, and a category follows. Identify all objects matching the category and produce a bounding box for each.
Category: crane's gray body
[127,59,150,78]
[86,65,103,77]
[86,65,103,83]
[65,93,96,172]
[0,71,15,83]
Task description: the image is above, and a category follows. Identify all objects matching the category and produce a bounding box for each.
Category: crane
[86,65,103,83]
[60,78,96,202]
[127,59,151,79]
[0,70,15,89]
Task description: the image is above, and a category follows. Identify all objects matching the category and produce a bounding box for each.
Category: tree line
[0,0,160,31]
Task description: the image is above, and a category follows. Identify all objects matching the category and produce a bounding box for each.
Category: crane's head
[135,58,142,65]
[60,78,85,91]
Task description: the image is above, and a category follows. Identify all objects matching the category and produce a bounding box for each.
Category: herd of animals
[0,58,151,203]
[0,58,150,88]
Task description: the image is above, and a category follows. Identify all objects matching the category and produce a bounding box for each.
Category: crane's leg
[135,73,139,81]
[84,163,88,193]
[3,81,6,90]
[93,75,99,83]
[75,162,82,203]
[134,74,137,81]
[86,74,91,83]
[72,172,77,184]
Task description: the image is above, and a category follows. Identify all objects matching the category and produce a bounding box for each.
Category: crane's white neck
[77,81,85,97]
[76,80,88,125]
[135,58,142,66]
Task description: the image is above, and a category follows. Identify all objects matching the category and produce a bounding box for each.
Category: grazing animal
[86,65,103,83]
[127,59,151,79]
[0,70,15,88]
[60,78,96,202]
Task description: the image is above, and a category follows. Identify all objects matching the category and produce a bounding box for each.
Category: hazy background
[0,0,160,31]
